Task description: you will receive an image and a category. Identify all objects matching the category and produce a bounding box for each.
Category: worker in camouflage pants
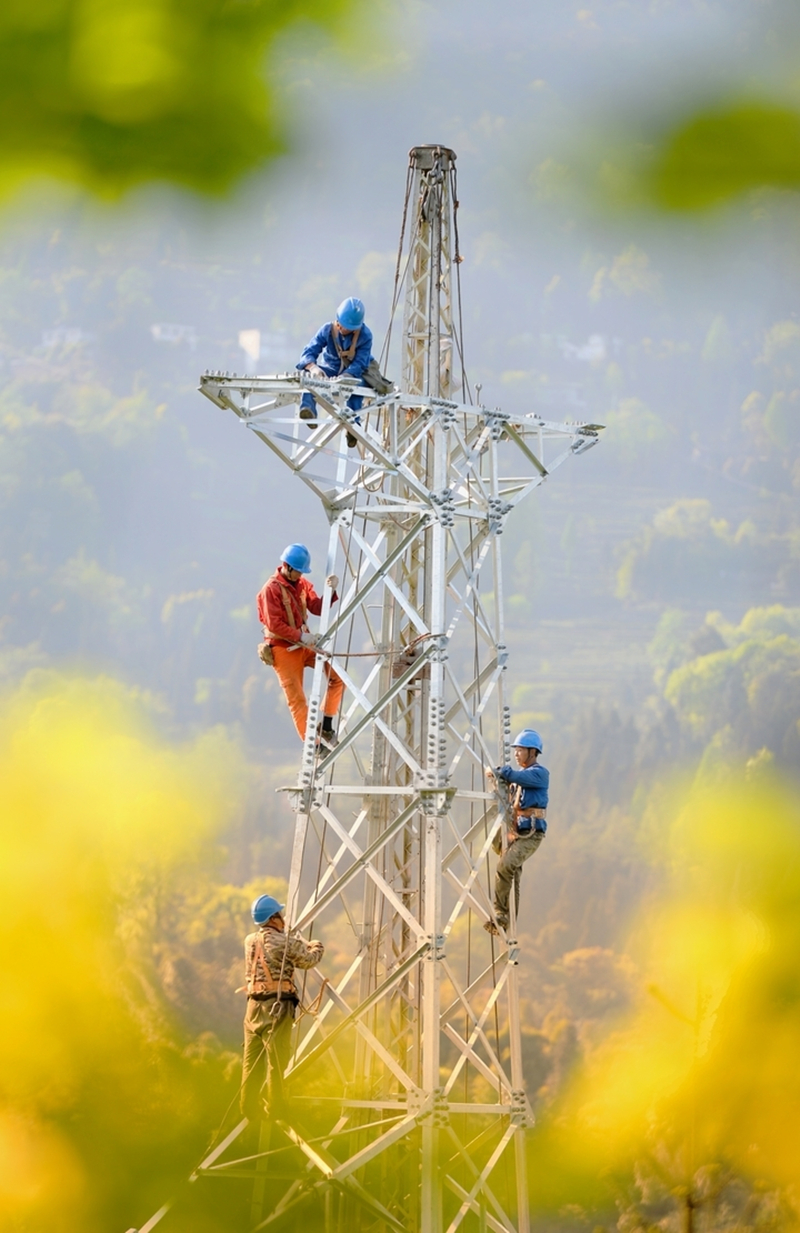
[485,729,549,936]
[240,894,324,1121]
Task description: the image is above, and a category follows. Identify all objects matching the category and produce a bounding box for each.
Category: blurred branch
[0,0,357,199]
[648,102,800,211]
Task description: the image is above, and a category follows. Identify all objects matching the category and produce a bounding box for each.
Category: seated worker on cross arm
[240,894,325,1123]
[484,729,549,936]
[297,296,373,448]
[257,543,343,750]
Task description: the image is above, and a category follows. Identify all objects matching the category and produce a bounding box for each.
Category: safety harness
[260,574,308,657]
[242,931,297,1001]
[331,322,361,373]
[510,783,546,834]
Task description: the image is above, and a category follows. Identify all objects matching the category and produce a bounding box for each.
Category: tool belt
[239,973,298,998]
[248,989,298,1003]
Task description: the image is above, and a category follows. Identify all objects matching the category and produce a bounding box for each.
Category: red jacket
[257,568,337,646]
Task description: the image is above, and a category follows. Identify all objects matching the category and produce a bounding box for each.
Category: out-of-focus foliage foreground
[651,101,800,210]
[1,1,800,1231]
[0,0,354,196]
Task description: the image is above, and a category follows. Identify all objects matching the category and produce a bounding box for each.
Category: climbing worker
[257,543,344,749]
[484,729,549,936]
[297,296,373,448]
[240,894,325,1123]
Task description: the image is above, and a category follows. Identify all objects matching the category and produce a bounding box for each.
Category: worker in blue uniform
[297,296,373,447]
[484,729,549,936]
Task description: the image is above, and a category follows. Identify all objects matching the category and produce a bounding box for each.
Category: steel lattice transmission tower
[168,145,601,1233]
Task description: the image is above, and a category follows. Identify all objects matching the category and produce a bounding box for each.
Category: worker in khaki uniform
[256,543,344,749]
[240,894,324,1122]
[484,729,549,936]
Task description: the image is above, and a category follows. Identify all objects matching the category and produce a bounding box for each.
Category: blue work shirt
[297,321,373,382]
[495,762,549,832]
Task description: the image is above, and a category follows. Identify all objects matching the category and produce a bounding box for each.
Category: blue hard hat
[280,543,311,573]
[251,894,285,925]
[336,297,365,332]
[512,729,543,752]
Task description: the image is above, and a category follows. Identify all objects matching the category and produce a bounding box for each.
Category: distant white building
[41,327,92,349]
[151,323,197,349]
[557,334,606,362]
[238,329,293,373]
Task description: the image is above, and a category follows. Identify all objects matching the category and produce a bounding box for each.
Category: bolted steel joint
[292,786,320,815]
[416,770,450,793]
[428,634,449,663]
[432,1088,450,1127]
[419,786,454,815]
[428,488,455,526]
[406,1089,424,1117]
[485,408,510,440]
[424,933,446,961]
[487,496,513,535]
[510,1089,532,1127]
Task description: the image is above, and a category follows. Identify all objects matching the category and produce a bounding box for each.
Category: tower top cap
[408,145,457,169]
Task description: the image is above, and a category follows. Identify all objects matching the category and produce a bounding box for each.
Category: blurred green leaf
[650,101,800,210]
[0,0,355,198]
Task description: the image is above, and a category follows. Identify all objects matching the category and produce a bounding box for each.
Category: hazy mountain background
[2,1,800,1228]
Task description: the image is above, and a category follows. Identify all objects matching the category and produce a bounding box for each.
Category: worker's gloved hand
[306,364,326,379]
[300,631,319,647]
[326,574,339,591]
[485,767,496,782]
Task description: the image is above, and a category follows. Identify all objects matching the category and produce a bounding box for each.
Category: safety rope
[380,161,414,373]
[294,976,328,1022]
[274,630,434,661]
[449,160,472,405]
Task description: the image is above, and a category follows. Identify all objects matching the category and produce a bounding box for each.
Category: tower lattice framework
[172,145,601,1233]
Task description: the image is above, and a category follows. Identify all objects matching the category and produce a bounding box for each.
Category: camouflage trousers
[493,831,545,927]
[240,997,295,1120]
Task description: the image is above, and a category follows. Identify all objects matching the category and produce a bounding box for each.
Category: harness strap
[266,576,308,646]
[512,784,546,827]
[281,580,307,627]
[331,322,361,373]
[243,933,297,999]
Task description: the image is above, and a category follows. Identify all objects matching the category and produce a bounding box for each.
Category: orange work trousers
[271,644,344,741]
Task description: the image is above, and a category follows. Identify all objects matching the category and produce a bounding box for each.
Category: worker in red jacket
[257,543,344,749]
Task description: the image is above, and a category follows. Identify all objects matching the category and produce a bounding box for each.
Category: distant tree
[603,396,671,469]
[616,499,784,604]
[671,637,800,758]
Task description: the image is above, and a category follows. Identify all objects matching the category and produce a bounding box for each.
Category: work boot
[317,726,339,752]
[299,404,316,422]
[346,430,358,449]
